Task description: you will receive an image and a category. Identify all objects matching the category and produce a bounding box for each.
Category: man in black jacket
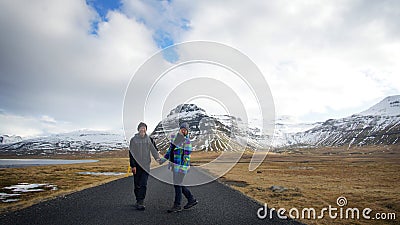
[129,122,161,210]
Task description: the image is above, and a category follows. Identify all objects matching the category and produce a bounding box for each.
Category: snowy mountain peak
[151,103,269,152]
[359,95,400,117]
[168,104,206,116]
[0,135,23,144]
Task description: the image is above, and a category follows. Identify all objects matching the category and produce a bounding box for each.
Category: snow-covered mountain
[0,130,127,156]
[1,96,398,156]
[285,95,400,147]
[150,104,266,152]
[0,135,23,144]
[0,104,268,155]
[359,95,400,116]
[273,116,322,147]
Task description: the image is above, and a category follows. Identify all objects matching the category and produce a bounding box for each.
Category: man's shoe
[184,200,198,209]
[136,204,145,211]
[167,205,182,213]
[135,200,145,211]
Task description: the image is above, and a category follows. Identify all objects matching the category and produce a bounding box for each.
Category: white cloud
[176,0,400,120]
[0,111,73,137]
[121,0,191,44]
[40,115,57,124]
[1,0,399,136]
[0,0,158,136]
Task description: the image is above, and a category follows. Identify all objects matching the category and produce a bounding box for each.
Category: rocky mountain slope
[150,104,260,152]
[285,95,400,147]
[0,130,127,156]
[0,135,23,144]
[1,96,398,155]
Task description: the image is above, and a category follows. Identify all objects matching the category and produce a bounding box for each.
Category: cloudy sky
[0,0,399,137]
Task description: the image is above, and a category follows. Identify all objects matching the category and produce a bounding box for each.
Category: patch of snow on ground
[1,183,58,203]
[77,172,126,176]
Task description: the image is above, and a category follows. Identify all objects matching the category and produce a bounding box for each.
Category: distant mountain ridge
[0,130,127,156]
[283,95,400,147]
[0,135,22,144]
[1,96,399,156]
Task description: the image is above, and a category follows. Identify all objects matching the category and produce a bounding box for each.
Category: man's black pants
[133,166,149,202]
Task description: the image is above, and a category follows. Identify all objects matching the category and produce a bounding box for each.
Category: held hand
[132,167,136,175]
[158,158,166,165]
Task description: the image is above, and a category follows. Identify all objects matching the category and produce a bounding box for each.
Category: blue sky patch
[153,30,179,63]
[86,0,182,62]
[86,0,121,35]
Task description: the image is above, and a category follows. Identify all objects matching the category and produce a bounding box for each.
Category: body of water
[0,159,98,168]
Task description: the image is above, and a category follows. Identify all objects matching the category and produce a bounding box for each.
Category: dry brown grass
[0,153,133,214]
[1,147,399,225]
[214,146,399,225]
[0,149,218,214]
[0,149,167,214]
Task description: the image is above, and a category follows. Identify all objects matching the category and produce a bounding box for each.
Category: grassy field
[0,151,134,214]
[215,146,399,225]
[1,146,399,225]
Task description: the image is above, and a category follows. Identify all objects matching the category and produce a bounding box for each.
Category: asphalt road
[0,166,302,225]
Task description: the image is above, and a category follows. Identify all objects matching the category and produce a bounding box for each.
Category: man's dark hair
[137,122,147,131]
